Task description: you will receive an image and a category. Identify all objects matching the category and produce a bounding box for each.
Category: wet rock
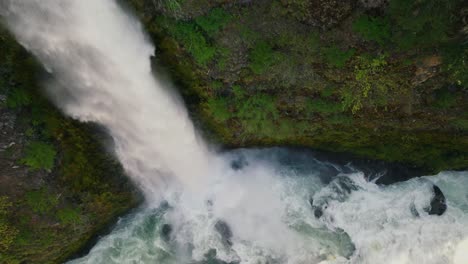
[410,203,420,217]
[161,224,172,241]
[214,220,233,246]
[309,198,323,218]
[426,185,447,216]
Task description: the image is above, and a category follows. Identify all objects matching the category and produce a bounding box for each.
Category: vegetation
[21,141,56,171]
[353,15,391,46]
[0,25,140,263]
[124,0,467,172]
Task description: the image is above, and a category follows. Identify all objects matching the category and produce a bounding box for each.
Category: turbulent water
[2,1,468,264]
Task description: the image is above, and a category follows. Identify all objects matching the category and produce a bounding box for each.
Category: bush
[203,97,231,123]
[322,46,355,68]
[159,18,216,66]
[25,189,58,215]
[306,98,343,115]
[388,0,461,49]
[56,207,81,226]
[21,141,56,171]
[341,55,399,113]
[352,15,391,46]
[6,88,32,109]
[195,8,231,37]
[433,89,457,109]
[0,196,17,252]
[249,42,282,74]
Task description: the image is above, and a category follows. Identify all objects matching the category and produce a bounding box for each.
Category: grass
[24,189,58,215]
[195,8,231,37]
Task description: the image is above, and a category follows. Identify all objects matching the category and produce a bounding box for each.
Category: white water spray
[2,1,468,263]
[1,0,216,200]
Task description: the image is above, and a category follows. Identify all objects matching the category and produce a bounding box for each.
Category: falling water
[2,1,467,263]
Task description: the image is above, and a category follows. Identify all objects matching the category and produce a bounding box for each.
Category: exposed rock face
[214,220,233,246]
[427,185,447,216]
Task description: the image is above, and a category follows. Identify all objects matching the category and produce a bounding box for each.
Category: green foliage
[388,0,461,49]
[195,8,231,37]
[249,42,281,74]
[443,43,468,86]
[236,94,279,134]
[56,207,81,226]
[322,46,355,68]
[203,97,231,123]
[21,141,56,171]
[433,89,457,109]
[159,18,216,66]
[25,189,58,215]
[451,119,468,130]
[352,15,391,46]
[0,196,17,252]
[6,88,32,109]
[341,55,399,113]
[306,98,343,115]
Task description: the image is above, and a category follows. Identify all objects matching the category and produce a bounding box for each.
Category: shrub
[204,97,231,123]
[57,207,81,226]
[25,189,58,215]
[249,42,281,74]
[6,88,32,109]
[21,141,56,171]
[159,18,216,66]
[322,46,355,68]
[433,89,457,109]
[388,0,461,49]
[195,8,231,37]
[0,197,17,252]
[306,98,343,115]
[352,15,391,46]
[341,55,400,113]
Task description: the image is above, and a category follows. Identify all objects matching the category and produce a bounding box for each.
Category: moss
[321,46,355,68]
[20,141,57,171]
[248,41,282,74]
[195,8,231,37]
[24,189,59,215]
[352,15,391,46]
[127,0,468,173]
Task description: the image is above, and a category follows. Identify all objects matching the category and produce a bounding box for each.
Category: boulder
[214,220,233,246]
[427,185,447,216]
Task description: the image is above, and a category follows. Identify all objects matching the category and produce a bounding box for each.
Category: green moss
[203,97,231,123]
[306,98,343,115]
[24,189,58,215]
[341,54,401,113]
[388,0,462,49]
[433,89,457,109]
[57,207,82,226]
[0,197,18,253]
[20,141,56,171]
[6,88,32,109]
[322,46,355,68]
[158,17,216,66]
[352,15,391,46]
[195,8,231,37]
[249,42,282,74]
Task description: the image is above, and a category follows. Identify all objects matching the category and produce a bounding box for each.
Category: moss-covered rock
[126,0,468,173]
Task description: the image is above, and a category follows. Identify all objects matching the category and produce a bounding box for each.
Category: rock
[214,220,233,246]
[309,198,323,218]
[161,224,172,241]
[427,185,447,216]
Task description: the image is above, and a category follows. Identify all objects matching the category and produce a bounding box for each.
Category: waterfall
[2,1,468,263]
[1,0,217,201]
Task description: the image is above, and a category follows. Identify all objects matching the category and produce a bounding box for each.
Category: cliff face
[0,27,141,263]
[126,0,468,173]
